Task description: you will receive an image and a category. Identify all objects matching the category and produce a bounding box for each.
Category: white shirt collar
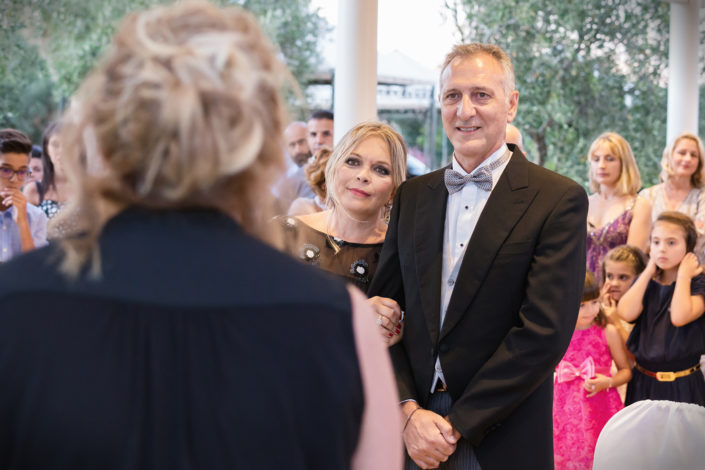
[451,144,509,176]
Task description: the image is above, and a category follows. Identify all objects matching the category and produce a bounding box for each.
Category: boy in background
[0,129,47,262]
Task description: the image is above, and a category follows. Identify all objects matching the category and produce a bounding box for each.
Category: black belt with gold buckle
[634,362,701,382]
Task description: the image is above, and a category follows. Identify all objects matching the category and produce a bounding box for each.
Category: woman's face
[603,260,637,301]
[590,142,621,188]
[333,136,394,219]
[28,157,44,184]
[670,138,700,180]
[48,134,63,174]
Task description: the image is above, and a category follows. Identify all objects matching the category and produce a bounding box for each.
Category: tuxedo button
[447,278,455,287]
[439,344,449,353]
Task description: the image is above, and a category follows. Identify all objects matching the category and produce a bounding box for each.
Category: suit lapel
[415,169,449,347]
[440,150,538,339]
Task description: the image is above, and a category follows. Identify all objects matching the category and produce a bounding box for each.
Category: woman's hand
[584,373,612,397]
[388,321,403,346]
[368,296,403,345]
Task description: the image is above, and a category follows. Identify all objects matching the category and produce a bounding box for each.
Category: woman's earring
[382,201,392,225]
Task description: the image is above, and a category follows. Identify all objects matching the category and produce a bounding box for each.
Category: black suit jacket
[368,145,588,470]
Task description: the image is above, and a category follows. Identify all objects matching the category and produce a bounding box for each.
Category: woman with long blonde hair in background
[586,132,651,282]
[640,132,705,263]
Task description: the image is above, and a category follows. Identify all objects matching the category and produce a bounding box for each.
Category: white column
[334,0,378,143]
[666,0,701,144]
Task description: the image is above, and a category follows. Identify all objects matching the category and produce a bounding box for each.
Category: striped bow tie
[444,150,510,194]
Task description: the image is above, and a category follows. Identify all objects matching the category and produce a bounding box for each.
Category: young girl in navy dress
[553,271,632,470]
[618,211,705,405]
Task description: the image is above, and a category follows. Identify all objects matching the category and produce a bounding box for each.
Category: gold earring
[382,201,392,224]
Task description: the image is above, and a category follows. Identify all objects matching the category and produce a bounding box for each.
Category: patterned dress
[586,198,634,283]
[277,216,383,293]
[39,199,63,219]
[553,325,624,470]
[639,184,705,264]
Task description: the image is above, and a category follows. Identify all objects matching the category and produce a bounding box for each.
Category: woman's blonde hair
[56,0,290,276]
[587,132,642,196]
[324,121,407,212]
[659,132,705,188]
[305,148,331,200]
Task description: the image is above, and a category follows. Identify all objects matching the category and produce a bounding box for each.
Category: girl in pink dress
[553,271,632,470]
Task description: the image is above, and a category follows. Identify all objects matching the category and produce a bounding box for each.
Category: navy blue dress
[0,208,364,470]
[625,274,705,406]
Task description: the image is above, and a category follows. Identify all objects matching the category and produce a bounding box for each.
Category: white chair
[593,400,705,469]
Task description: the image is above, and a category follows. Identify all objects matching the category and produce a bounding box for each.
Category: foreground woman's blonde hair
[56,0,289,276]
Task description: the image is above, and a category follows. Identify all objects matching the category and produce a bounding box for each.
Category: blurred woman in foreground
[0,2,401,469]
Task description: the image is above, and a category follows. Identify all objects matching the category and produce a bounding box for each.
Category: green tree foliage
[0,0,328,140]
[446,0,670,187]
[0,3,56,142]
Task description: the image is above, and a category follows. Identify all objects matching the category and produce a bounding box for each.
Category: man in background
[0,128,47,262]
[307,110,334,153]
[284,121,312,168]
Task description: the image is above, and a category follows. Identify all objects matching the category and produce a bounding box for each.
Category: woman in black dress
[279,122,407,343]
[0,2,401,469]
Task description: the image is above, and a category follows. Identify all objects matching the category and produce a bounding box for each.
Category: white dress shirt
[0,204,48,263]
[431,145,511,392]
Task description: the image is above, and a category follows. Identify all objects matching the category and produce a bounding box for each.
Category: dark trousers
[404,391,482,470]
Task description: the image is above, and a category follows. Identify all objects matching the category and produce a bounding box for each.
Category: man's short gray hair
[440,43,516,97]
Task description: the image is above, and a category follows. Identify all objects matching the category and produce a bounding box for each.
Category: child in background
[553,271,632,470]
[0,129,48,262]
[600,245,647,342]
[618,211,705,406]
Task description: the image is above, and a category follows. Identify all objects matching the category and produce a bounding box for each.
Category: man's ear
[507,90,519,122]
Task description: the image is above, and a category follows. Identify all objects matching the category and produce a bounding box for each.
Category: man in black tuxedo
[368,43,587,470]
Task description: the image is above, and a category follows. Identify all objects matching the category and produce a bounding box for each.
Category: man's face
[439,53,518,168]
[283,124,311,167]
[307,118,334,153]
[0,152,30,192]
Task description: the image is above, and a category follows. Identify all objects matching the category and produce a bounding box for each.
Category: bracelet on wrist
[403,406,421,432]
